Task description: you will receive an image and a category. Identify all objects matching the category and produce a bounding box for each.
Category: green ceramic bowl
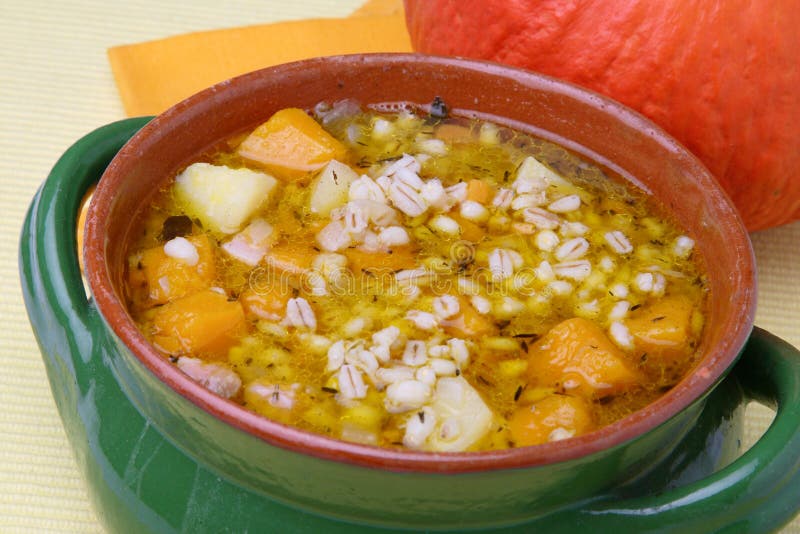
[20,54,800,532]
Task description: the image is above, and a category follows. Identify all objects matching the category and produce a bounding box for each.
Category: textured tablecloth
[1,1,798,532]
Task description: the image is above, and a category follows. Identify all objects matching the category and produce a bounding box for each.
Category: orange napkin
[108,0,411,117]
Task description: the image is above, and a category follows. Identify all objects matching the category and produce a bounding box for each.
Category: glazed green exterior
[20,120,800,532]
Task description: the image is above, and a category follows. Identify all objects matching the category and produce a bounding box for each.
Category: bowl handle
[549,327,800,532]
[19,118,151,403]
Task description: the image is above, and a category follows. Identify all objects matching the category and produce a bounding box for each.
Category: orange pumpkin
[404,0,800,231]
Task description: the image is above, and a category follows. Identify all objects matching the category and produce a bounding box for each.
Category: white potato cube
[425,376,493,452]
[309,160,359,216]
[174,162,278,234]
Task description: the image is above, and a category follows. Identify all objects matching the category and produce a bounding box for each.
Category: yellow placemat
[1,0,798,532]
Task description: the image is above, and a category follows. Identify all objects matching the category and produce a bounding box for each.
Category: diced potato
[150,289,247,358]
[128,234,216,308]
[526,317,641,398]
[237,108,347,181]
[174,163,278,234]
[441,297,498,339]
[425,376,493,452]
[345,246,419,275]
[309,160,359,216]
[508,394,594,447]
[341,402,385,432]
[625,295,694,362]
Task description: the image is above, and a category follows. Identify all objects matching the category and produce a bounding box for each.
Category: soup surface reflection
[125,101,708,452]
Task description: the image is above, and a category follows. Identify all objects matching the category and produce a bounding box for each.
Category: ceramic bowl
[21,54,800,533]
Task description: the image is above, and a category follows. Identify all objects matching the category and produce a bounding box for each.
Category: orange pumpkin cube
[236,108,347,182]
[239,285,290,322]
[526,317,641,398]
[625,295,694,362]
[441,297,498,339]
[465,179,494,204]
[449,213,486,243]
[150,289,246,359]
[128,234,216,309]
[344,246,419,275]
[508,394,594,447]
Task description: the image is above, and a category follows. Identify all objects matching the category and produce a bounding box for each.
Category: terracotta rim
[85,53,756,473]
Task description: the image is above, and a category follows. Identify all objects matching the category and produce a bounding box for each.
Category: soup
[124,100,707,452]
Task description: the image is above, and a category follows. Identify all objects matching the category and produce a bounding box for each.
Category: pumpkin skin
[404,0,800,231]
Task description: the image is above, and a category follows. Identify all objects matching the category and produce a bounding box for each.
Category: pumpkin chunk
[449,213,486,242]
[625,295,694,362]
[465,179,494,204]
[344,246,418,275]
[526,317,641,397]
[150,289,247,359]
[239,285,290,322]
[441,297,498,339]
[237,108,347,182]
[264,241,316,277]
[128,234,216,309]
[508,394,594,447]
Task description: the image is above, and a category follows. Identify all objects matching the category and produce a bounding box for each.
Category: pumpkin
[404,0,800,231]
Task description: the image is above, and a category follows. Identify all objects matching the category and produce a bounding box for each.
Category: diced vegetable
[237,108,347,181]
[309,160,359,216]
[174,162,278,234]
[526,318,641,397]
[625,295,694,361]
[128,233,216,308]
[264,241,317,277]
[150,289,246,358]
[239,286,290,322]
[465,179,494,204]
[508,394,594,447]
[441,297,498,339]
[449,213,486,242]
[344,246,419,275]
[425,376,493,452]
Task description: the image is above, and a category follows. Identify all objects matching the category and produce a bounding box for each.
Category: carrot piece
[128,234,216,309]
[526,317,641,398]
[508,394,594,447]
[465,179,494,204]
[449,213,486,242]
[625,295,695,361]
[150,289,247,359]
[441,296,498,339]
[344,246,419,275]
[239,285,290,322]
[236,108,347,182]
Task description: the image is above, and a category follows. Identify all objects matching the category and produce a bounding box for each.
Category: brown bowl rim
[85,52,756,473]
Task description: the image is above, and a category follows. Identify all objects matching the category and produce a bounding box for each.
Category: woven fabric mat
[1,0,797,531]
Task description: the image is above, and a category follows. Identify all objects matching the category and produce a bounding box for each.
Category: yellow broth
[124,101,708,451]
